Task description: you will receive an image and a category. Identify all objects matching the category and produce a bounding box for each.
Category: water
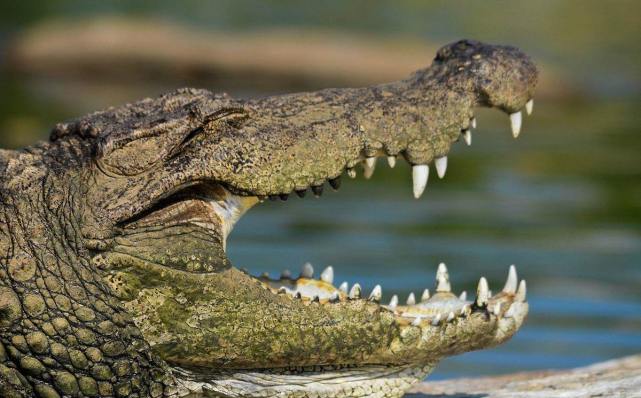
[2,81,640,381]
[226,101,641,379]
[1,1,640,381]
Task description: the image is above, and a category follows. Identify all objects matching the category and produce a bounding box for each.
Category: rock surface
[408,354,641,398]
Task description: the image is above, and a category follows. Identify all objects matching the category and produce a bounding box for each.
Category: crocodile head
[1,40,536,397]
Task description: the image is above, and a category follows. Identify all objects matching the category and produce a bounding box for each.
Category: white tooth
[446,311,455,322]
[421,289,430,302]
[412,164,429,199]
[516,280,527,302]
[387,156,396,168]
[347,168,357,179]
[493,303,502,316]
[388,294,398,310]
[329,291,340,302]
[281,269,292,279]
[525,99,534,115]
[431,313,442,326]
[349,283,361,299]
[510,111,522,138]
[503,265,518,294]
[463,129,472,146]
[338,281,349,294]
[476,277,489,306]
[504,304,515,318]
[363,157,376,179]
[369,285,382,302]
[460,304,469,316]
[435,156,447,179]
[471,117,477,129]
[365,156,376,168]
[411,316,422,326]
[320,266,334,284]
[300,262,314,278]
[488,290,493,297]
[459,291,467,301]
[406,292,416,306]
[436,262,451,293]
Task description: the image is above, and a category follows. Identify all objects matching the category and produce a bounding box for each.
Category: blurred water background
[1,1,640,380]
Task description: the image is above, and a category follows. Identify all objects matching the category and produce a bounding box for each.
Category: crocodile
[0,39,537,398]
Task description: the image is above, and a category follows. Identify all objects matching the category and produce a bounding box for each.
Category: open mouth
[111,116,531,397]
[117,106,530,335]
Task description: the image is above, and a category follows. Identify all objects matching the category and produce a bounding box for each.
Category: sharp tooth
[387,156,397,168]
[446,311,455,322]
[329,177,341,190]
[459,291,467,301]
[320,266,334,284]
[493,303,502,316]
[329,291,340,303]
[471,117,477,129]
[504,304,515,318]
[431,313,441,326]
[435,156,447,179]
[338,281,349,294]
[412,164,429,199]
[388,295,398,310]
[516,280,527,302]
[460,304,469,316]
[311,185,323,197]
[525,99,534,115]
[364,157,376,179]
[436,262,451,293]
[300,262,314,279]
[476,277,489,307]
[503,265,518,294]
[369,285,382,302]
[347,168,357,179]
[421,289,430,302]
[366,157,376,168]
[349,283,361,299]
[510,111,522,138]
[411,316,422,326]
[488,290,493,297]
[463,129,472,146]
[406,292,416,306]
[281,269,292,279]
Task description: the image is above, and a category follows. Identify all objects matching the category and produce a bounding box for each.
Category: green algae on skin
[0,39,536,397]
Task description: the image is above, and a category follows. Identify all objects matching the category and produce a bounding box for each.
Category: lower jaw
[173,363,436,398]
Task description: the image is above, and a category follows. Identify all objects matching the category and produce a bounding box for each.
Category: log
[408,354,641,398]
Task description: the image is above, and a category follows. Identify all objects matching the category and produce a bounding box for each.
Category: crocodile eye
[96,121,191,177]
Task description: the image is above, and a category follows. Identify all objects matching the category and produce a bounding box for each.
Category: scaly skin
[0,40,537,397]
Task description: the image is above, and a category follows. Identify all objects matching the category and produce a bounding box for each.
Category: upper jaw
[190,41,538,198]
[79,40,536,226]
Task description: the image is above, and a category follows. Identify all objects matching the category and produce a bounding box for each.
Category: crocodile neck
[0,145,175,397]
